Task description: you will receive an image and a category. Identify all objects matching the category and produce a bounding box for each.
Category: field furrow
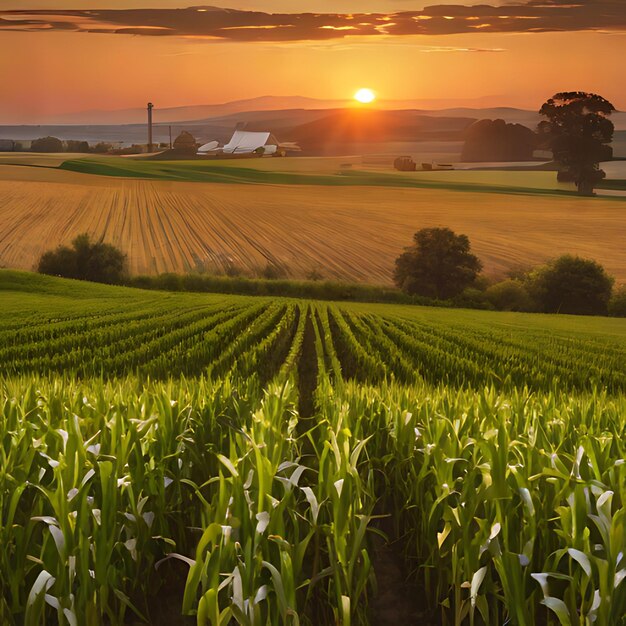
[1,167,625,283]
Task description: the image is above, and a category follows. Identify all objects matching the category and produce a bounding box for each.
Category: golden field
[0,161,625,284]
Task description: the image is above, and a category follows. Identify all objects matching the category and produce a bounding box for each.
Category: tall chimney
[147,102,154,152]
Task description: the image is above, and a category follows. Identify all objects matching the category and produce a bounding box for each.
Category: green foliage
[59,156,626,195]
[539,92,615,195]
[128,272,436,305]
[485,279,535,312]
[462,118,536,162]
[38,234,127,285]
[529,255,614,315]
[0,273,625,624]
[394,227,482,299]
[93,142,112,154]
[452,287,493,310]
[31,136,64,152]
[65,140,90,153]
[2,269,625,390]
[608,286,626,317]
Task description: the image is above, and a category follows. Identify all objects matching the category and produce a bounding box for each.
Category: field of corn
[1,271,625,625]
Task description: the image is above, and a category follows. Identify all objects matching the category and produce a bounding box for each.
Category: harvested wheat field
[0,164,624,284]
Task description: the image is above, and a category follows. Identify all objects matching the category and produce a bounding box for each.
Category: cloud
[0,1,624,42]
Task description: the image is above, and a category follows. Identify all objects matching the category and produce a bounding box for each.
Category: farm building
[197,130,289,156]
[222,130,281,155]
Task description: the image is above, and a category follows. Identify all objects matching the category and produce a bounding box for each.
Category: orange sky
[0,2,624,122]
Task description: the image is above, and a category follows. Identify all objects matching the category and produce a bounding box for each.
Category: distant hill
[1,100,624,157]
[284,109,475,154]
[41,95,520,126]
[0,109,475,150]
[43,97,353,125]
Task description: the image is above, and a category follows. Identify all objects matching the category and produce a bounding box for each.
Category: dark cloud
[1,2,624,41]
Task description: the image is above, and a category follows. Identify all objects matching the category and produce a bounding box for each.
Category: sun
[354,88,376,104]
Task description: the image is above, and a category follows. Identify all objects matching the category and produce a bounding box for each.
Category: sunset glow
[0,1,624,122]
[354,89,376,104]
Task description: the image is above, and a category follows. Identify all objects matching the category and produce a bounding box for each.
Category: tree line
[461,92,617,196]
[36,232,626,317]
[394,227,625,317]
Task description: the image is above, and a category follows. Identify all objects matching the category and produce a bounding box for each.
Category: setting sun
[354,88,376,104]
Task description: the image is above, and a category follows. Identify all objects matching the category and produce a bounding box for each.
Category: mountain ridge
[42,95,516,125]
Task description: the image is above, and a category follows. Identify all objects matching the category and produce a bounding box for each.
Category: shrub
[608,286,626,317]
[485,279,535,312]
[38,234,127,284]
[529,255,614,315]
[152,273,184,291]
[453,287,493,310]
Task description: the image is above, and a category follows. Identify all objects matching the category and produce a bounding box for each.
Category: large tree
[539,92,615,195]
[394,227,482,299]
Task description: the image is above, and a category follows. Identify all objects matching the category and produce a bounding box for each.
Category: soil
[369,519,440,626]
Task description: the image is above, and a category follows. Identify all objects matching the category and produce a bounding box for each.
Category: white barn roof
[222,130,274,154]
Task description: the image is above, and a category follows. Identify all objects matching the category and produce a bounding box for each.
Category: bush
[452,287,493,310]
[485,279,535,312]
[529,255,614,315]
[38,234,127,284]
[608,286,626,317]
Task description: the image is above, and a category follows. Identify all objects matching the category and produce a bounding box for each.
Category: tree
[462,119,536,162]
[173,131,197,155]
[65,140,90,153]
[394,227,482,299]
[38,233,127,284]
[31,136,64,152]
[94,142,112,154]
[539,92,615,195]
[529,255,614,315]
